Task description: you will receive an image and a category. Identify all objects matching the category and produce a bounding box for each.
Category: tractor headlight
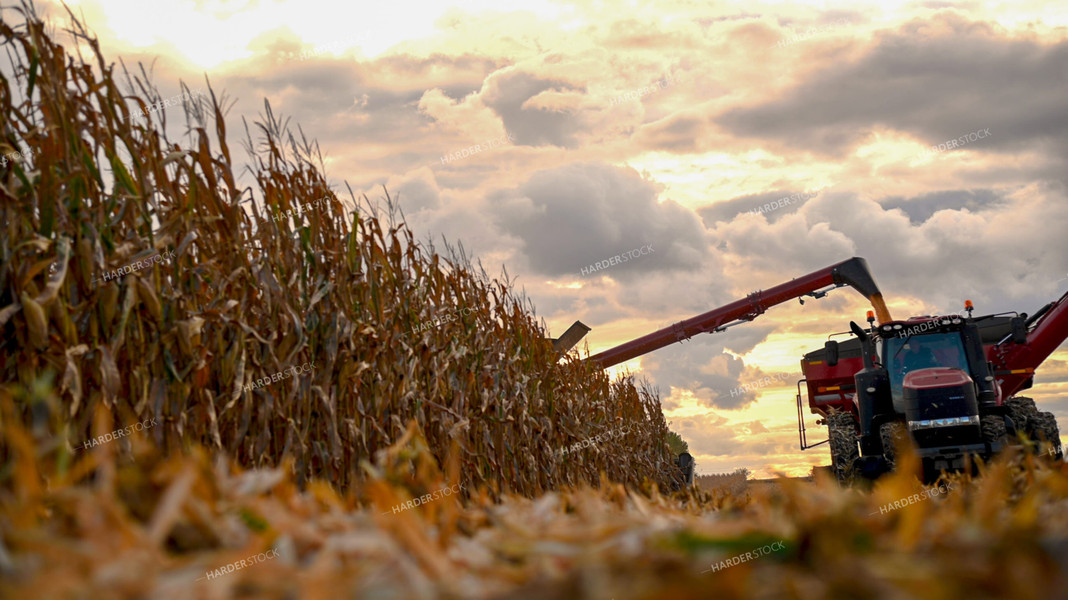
[907,415,980,431]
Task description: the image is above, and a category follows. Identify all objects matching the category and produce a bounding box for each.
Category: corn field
[0,4,682,501]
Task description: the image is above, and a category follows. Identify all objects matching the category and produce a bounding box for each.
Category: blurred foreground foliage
[3,413,1068,598]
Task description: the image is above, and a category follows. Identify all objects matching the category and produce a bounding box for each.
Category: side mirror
[849,320,868,341]
[849,320,875,369]
[1010,316,1028,345]
[825,340,840,366]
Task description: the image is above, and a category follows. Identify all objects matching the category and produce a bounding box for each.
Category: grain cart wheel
[981,415,1009,454]
[1006,396,1038,438]
[828,411,859,485]
[1007,397,1058,456]
[1031,411,1062,460]
[879,421,909,472]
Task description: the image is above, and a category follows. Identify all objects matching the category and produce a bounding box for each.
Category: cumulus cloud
[877,189,1005,224]
[640,325,777,410]
[481,69,585,148]
[670,412,790,462]
[392,168,443,213]
[718,13,1068,163]
[704,185,1068,314]
[488,162,708,278]
[698,188,819,226]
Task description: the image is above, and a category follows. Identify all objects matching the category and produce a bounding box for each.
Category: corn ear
[21,292,49,349]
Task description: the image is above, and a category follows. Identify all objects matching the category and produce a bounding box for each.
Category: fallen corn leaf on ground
[3,424,1068,599]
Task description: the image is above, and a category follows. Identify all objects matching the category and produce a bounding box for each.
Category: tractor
[807,306,1063,483]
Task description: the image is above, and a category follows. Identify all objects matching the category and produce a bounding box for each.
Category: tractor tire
[1007,396,1060,458]
[1006,396,1038,434]
[981,415,1009,454]
[879,421,909,472]
[828,411,859,486]
[1031,411,1063,460]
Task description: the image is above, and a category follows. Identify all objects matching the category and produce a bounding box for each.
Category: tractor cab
[873,314,1001,417]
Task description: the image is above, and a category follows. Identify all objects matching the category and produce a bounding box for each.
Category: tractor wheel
[1006,396,1038,434]
[879,421,909,472]
[828,411,859,485]
[1007,396,1060,457]
[1031,411,1063,460]
[981,415,1009,455]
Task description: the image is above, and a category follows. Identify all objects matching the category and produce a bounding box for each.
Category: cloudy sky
[22,0,1068,477]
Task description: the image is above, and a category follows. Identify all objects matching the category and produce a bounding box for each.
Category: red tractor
[582,257,1068,483]
[804,300,1066,483]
